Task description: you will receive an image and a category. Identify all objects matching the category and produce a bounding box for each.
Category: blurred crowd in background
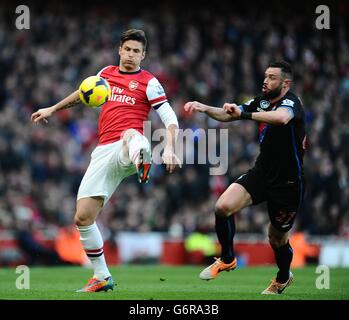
[0,0,349,245]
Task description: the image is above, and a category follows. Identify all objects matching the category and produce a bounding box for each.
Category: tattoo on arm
[63,98,80,109]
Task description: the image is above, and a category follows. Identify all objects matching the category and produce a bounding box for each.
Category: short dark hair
[120,29,147,51]
[268,60,293,80]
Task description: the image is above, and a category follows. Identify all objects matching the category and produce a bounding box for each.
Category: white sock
[77,222,111,280]
[128,133,150,164]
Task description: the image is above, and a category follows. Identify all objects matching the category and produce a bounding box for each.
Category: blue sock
[274,241,293,283]
[215,214,235,263]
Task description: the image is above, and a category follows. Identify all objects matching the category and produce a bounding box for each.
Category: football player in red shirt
[31,29,180,292]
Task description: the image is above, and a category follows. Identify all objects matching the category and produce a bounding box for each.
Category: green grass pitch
[0,265,348,300]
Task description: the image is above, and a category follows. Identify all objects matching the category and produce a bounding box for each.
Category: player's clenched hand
[162,147,182,173]
[223,103,241,118]
[31,106,55,124]
[184,101,207,114]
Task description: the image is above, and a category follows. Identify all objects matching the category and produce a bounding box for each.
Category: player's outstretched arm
[224,103,294,125]
[31,90,81,124]
[162,123,182,173]
[245,108,294,125]
[184,101,237,122]
[155,101,181,173]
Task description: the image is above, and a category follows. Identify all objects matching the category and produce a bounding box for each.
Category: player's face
[119,40,145,72]
[262,67,284,99]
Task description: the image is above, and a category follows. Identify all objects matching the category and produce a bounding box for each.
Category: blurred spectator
[184,221,217,264]
[14,219,64,266]
[0,0,348,247]
[289,231,320,268]
[54,224,89,266]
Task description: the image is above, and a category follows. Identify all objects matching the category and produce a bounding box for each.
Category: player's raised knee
[74,212,94,226]
[74,214,85,226]
[215,200,234,217]
[122,128,139,143]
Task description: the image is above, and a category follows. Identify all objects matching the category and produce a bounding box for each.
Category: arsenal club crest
[129,80,138,91]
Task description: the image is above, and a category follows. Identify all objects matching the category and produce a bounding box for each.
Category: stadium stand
[0,0,348,265]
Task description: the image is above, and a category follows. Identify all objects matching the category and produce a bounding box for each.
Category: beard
[262,84,282,100]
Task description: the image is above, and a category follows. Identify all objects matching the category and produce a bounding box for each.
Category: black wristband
[240,111,253,120]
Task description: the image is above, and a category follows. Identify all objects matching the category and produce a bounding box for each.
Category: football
[79,75,111,108]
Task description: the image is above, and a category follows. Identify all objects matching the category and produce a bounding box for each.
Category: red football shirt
[97,66,168,145]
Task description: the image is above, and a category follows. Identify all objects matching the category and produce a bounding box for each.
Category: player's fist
[184,101,207,114]
[223,103,241,117]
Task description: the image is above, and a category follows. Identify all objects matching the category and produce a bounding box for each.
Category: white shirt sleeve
[155,102,179,128]
[146,77,168,108]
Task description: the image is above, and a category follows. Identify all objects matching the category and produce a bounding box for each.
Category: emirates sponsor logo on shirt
[110,86,136,105]
[129,80,138,91]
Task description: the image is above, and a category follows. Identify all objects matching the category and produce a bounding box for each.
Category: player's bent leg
[268,223,290,249]
[215,183,253,217]
[262,223,294,294]
[120,129,152,183]
[119,128,139,165]
[74,196,104,226]
[75,197,115,292]
[199,183,252,281]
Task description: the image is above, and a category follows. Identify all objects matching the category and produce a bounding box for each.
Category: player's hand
[184,101,207,114]
[223,103,241,118]
[162,146,182,173]
[31,106,55,124]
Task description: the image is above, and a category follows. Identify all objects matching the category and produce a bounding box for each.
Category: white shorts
[77,139,139,204]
